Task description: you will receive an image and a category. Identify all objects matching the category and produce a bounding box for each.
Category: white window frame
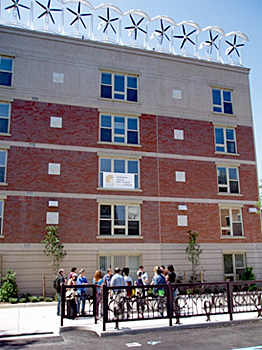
[0,150,7,184]
[220,207,244,237]
[212,88,233,115]
[99,113,140,145]
[217,166,240,194]
[100,72,138,102]
[214,127,237,154]
[0,102,11,134]
[223,253,246,281]
[99,203,141,236]
[0,56,13,87]
[99,157,140,189]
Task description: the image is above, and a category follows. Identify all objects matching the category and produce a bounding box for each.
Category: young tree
[185,230,203,282]
[41,226,67,276]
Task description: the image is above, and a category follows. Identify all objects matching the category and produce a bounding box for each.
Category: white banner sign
[103,172,135,189]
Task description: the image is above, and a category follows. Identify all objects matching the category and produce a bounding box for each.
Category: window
[0,102,11,134]
[220,208,243,237]
[100,114,139,145]
[99,204,140,236]
[99,158,139,189]
[100,72,138,102]
[214,127,236,154]
[0,200,3,235]
[99,255,140,281]
[0,151,7,183]
[212,89,233,114]
[217,166,239,194]
[0,56,13,87]
[224,253,246,281]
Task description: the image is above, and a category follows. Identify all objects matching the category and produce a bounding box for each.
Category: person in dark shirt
[165,264,177,297]
[57,268,65,316]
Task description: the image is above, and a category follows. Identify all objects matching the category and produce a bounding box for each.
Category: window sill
[0,182,8,186]
[99,97,141,105]
[96,235,143,239]
[97,187,143,192]
[0,85,14,90]
[215,152,240,157]
[97,141,141,148]
[0,235,4,239]
[212,112,236,118]
[217,193,243,196]
[220,236,246,239]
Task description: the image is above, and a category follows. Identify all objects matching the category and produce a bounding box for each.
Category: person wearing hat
[66,272,78,319]
[77,269,88,316]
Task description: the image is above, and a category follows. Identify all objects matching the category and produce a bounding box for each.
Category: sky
[88,0,262,185]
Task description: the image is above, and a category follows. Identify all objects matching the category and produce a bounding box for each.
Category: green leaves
[0,269,18,302]
[41,226,67,276]
[185,230,202,283]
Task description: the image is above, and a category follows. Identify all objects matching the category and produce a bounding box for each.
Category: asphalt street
[0,321,262,350]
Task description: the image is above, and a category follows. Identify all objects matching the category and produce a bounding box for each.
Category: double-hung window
[100,72,138,102]
[217,166,239,194]
[0,102,11,134]
[212,88,233,114]
[0,150,7,183]
[99,157,139,189]
[0,56,13,87]
[214,127,236,154]
[100,114,139,145]
[223,253,246,281]
[220,208,243,237]
[99,204,140,236]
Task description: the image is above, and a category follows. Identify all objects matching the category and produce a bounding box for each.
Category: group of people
[55,264,177,318]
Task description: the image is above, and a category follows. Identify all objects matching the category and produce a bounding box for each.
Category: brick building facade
[0,24,261,295]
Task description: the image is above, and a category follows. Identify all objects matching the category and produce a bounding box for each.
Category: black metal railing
[60,280,262,330]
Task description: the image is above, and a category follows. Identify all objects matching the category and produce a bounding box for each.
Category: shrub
[38,296,44,302]
[19,293,31,302]
[29,296,39,303]
[0,270,18,302]
[9,297,18,304]
[242,267,256,281]
[44,297,53,302]
[19,297,27,303]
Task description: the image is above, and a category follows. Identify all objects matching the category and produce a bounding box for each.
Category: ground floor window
[99,254,140,282]
[223,253,246,281]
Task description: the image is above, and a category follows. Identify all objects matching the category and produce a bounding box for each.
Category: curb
[60,317,262,338]
[0,302,56,309]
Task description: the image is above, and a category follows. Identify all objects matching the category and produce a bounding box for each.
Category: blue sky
[90,0,262,184]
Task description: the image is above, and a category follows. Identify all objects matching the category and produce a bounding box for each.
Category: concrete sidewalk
[0,302,262,340]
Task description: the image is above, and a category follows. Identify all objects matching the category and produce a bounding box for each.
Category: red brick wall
[0,99,260,245]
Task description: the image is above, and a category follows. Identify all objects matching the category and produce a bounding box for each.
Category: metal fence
[60,280,262,330]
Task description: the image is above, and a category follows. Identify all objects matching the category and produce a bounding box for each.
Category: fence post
[93,285,97,324]
[167,282,173,326]
[102,284,108,332]
[61,283,65,327]
[226,280,233,321]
